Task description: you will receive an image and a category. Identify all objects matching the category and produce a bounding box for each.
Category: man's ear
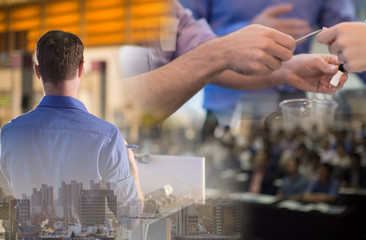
[78,61,85,78]
[34,64,41,79]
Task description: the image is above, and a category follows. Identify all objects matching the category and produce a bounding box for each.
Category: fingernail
[330,65,337,71]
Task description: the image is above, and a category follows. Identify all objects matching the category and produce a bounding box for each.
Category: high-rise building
[0,203,9,220]
[212,200,241,236]
[59,181,83,219]
[9,199,17,240]
[0,198,16,240]
[31,188,41,207]
[21,194,27,200]
[195,204,213,234]
[71,180,83,218]
[16,199,30,226]
[41,184,53,216]
[79,189,117,225]
[181,205,200,236]
[59,181,71,219]
[31,185,53,217]
[90,180,110,190]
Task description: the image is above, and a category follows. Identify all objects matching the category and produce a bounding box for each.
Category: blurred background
[0,0,365,148]
[1,0,366,239]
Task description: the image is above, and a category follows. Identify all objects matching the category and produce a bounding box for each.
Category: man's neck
[42,80,79,98]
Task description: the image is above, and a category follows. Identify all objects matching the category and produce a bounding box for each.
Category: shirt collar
[37,95,88,112]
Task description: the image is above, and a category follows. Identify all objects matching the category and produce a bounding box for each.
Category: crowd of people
[193,123,366,204]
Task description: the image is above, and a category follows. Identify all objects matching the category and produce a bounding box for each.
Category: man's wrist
[199,37,231,75]
[271,66,288,86]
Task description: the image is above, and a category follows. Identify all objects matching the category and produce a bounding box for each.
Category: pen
[295,29,322,43]
[126,144,140,149]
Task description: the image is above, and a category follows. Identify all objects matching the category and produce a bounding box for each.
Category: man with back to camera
[0,30,143,218]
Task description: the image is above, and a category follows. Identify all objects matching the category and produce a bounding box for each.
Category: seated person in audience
[299,150,321,182]
[279,142,308,177]
[356,136,366,167]
[246,151,276,195]
[341,152,366,188]
[303,163,339,203]
[319,138,335,163]
[331,144,350,178]
[277,158,308,200]
[332,144,350,168]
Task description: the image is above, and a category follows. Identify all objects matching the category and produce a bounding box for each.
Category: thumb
[323,63,339,75]
[316,55,340,74]
[265,4,293,17]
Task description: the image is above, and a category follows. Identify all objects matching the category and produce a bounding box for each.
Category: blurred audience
[303,163,339,203]
[277,158,308,200]
[299,150,321,182]
[319,138,336,163]
[332,144,350,177]
[356,136,366,166]
[341,152,366,188]
[245,151,276,195]
[139,120,366,205]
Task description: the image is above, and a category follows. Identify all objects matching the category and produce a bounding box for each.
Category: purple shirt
[119,0,216,77]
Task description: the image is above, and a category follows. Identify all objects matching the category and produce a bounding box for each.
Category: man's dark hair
[35,30,84,86]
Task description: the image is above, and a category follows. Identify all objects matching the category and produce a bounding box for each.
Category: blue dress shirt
[279,174,308,198]
[0,96,138,208]
[306,177,339,197]
[180,0,359,119]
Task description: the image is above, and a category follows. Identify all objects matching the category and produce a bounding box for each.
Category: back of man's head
[35,30,84,86]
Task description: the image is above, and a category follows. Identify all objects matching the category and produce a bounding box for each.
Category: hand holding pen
[295,28,347,87]
[317,21,366,74]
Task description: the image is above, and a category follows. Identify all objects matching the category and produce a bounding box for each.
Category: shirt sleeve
[98,129,141,217]
[318,0,357,27]
[179,0,211,20]
[172,0,216,58]
[0,126,15,196]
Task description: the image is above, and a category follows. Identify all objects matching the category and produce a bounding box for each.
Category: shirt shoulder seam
[3,125,116,140]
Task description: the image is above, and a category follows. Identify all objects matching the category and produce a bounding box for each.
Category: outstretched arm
[122,24,295,126]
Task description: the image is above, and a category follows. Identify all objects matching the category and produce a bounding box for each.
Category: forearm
[122,38,227,126]
[122,24,295,126]
[212,69,285,90]
[131,172,144,212]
